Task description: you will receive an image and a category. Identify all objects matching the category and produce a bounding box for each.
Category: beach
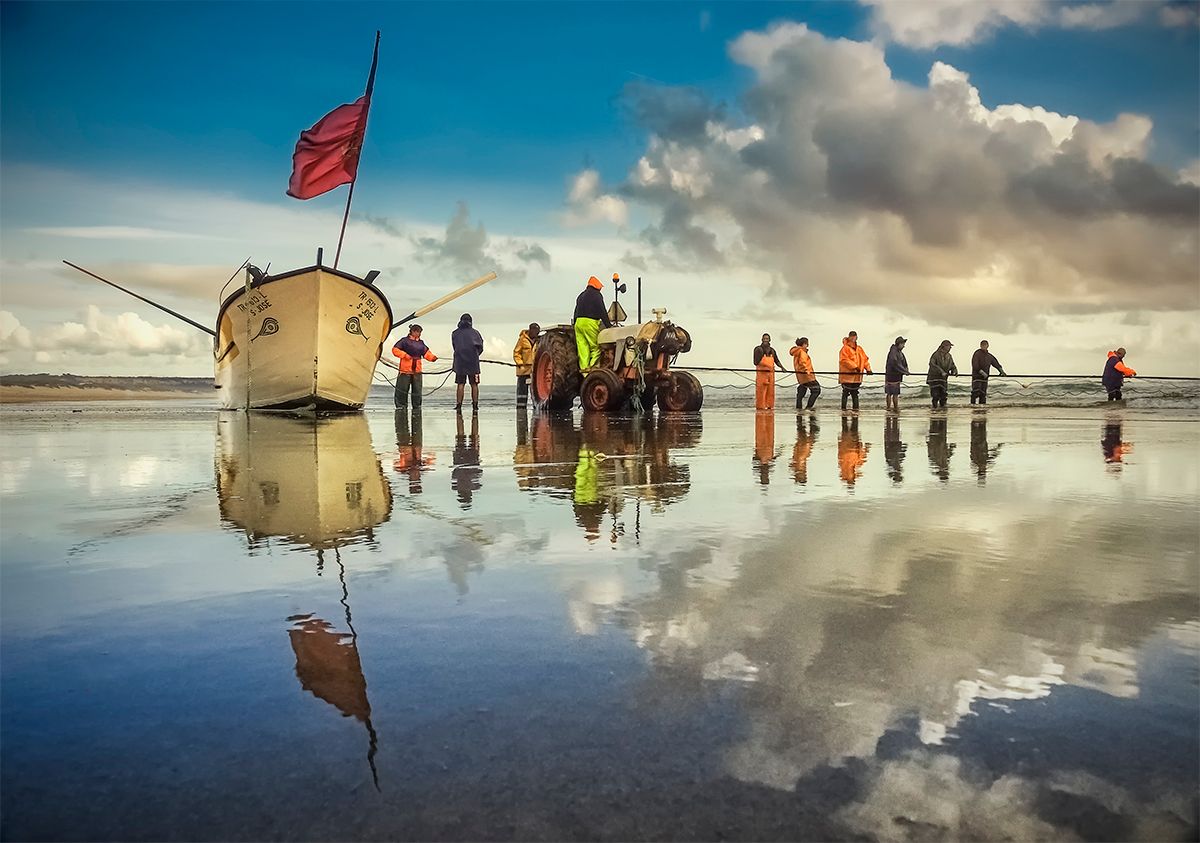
[1,397,1197,841]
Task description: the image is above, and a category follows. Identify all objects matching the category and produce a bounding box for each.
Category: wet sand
[1,403,1197,841]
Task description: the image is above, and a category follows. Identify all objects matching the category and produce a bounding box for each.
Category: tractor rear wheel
[531,330,581,411]
[581,368,626,412]
[657,371,704,412]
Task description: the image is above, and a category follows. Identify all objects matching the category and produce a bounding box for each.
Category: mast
[334,31,381,270]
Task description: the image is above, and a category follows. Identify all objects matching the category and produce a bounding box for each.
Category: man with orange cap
[573,275,611,370]
[838,331,871,412]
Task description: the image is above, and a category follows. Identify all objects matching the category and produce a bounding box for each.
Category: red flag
[286,96,368,200]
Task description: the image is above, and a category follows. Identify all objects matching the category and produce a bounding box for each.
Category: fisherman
[512,322,540,407]
[790,337,821,410]
[926,340,957,409]
[451,313,484,414]
[884,336,910,413]
[391,324,438,409]
[573,275,611,371]
[754,333,787,410]
[1102,347,1137,401]
[838,331,871,412]
[970,340,1006,405]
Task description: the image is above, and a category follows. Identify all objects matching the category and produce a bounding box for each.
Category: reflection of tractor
[530,307,703,413]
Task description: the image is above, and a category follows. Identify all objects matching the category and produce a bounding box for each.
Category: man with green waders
[573,275,611,370]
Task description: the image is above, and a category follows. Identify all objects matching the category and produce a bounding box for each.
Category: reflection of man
[753,410,777,485]
[393,410,433,494]
[573,445,605,542]
[927,415,954,481]
[883,414,905,484]
[1101,421,1132,466]
[838,415,869,487]
[970,416,1002,484]
[791,415,818,485]
[1102,348,1137,401]
[451,412,482,508]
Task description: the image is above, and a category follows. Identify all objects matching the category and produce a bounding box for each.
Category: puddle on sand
[1,405,1197,841]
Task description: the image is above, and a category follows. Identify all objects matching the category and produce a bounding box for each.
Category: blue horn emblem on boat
[345,316,369,342]
[251,317,280,342]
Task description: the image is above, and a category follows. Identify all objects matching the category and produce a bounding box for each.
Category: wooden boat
[214,259,394,411]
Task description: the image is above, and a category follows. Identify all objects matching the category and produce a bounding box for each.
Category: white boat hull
[214,266,393,411]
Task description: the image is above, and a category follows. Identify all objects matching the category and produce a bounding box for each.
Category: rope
[675,366,1199,381]
[372,358,1196,402]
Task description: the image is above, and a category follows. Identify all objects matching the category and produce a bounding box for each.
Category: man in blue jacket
[452,313,484,414]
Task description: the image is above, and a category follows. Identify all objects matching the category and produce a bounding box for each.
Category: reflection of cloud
[838,751,1059,841]
[595,472,1199,809]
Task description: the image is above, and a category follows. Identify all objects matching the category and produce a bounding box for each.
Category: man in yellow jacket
[838,331,871,412]
[789,337,821,410]
[512,322,540,406]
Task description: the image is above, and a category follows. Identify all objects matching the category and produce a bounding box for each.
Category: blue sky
[1,1,1198,376]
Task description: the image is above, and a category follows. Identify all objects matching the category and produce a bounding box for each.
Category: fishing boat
[64,32,499,411]
[213,256,394,411]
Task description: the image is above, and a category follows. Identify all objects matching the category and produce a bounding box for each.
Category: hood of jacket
[458,316,473,329]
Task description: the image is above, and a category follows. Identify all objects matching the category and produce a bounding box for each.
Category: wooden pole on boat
[334,31,381,270]
[394,271,500,326]
[62,260,217,337]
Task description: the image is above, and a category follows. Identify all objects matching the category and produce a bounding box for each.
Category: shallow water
[1,401,1197,841]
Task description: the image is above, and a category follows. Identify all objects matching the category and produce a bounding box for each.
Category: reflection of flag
[286,97,368,200]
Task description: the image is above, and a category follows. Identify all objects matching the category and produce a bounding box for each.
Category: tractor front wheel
[657,371,704,412]
[581,368,626,412]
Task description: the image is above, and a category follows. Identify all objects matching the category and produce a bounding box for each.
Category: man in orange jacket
[790,337,821,410]
[838,331,871,412]
[392,324,438,409]
[1102,348,1136,401]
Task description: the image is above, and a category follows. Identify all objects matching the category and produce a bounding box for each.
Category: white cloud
[563,169,629,227]
[591,22,1198,331]
[0,311,33,351]
[862,0,1170,48]
[24,226,218,241]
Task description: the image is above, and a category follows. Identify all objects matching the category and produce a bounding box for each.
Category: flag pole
[334,31,381,270]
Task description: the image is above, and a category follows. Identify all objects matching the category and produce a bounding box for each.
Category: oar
[392,271,499,328]
[62,260,217,338]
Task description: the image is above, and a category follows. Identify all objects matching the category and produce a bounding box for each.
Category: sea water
[1,396,1197,840]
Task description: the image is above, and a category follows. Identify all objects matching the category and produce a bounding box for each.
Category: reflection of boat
[216,414,392,550]
[214,264,394,411]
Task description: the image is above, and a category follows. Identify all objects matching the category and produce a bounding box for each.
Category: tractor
[529,306,703,413]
